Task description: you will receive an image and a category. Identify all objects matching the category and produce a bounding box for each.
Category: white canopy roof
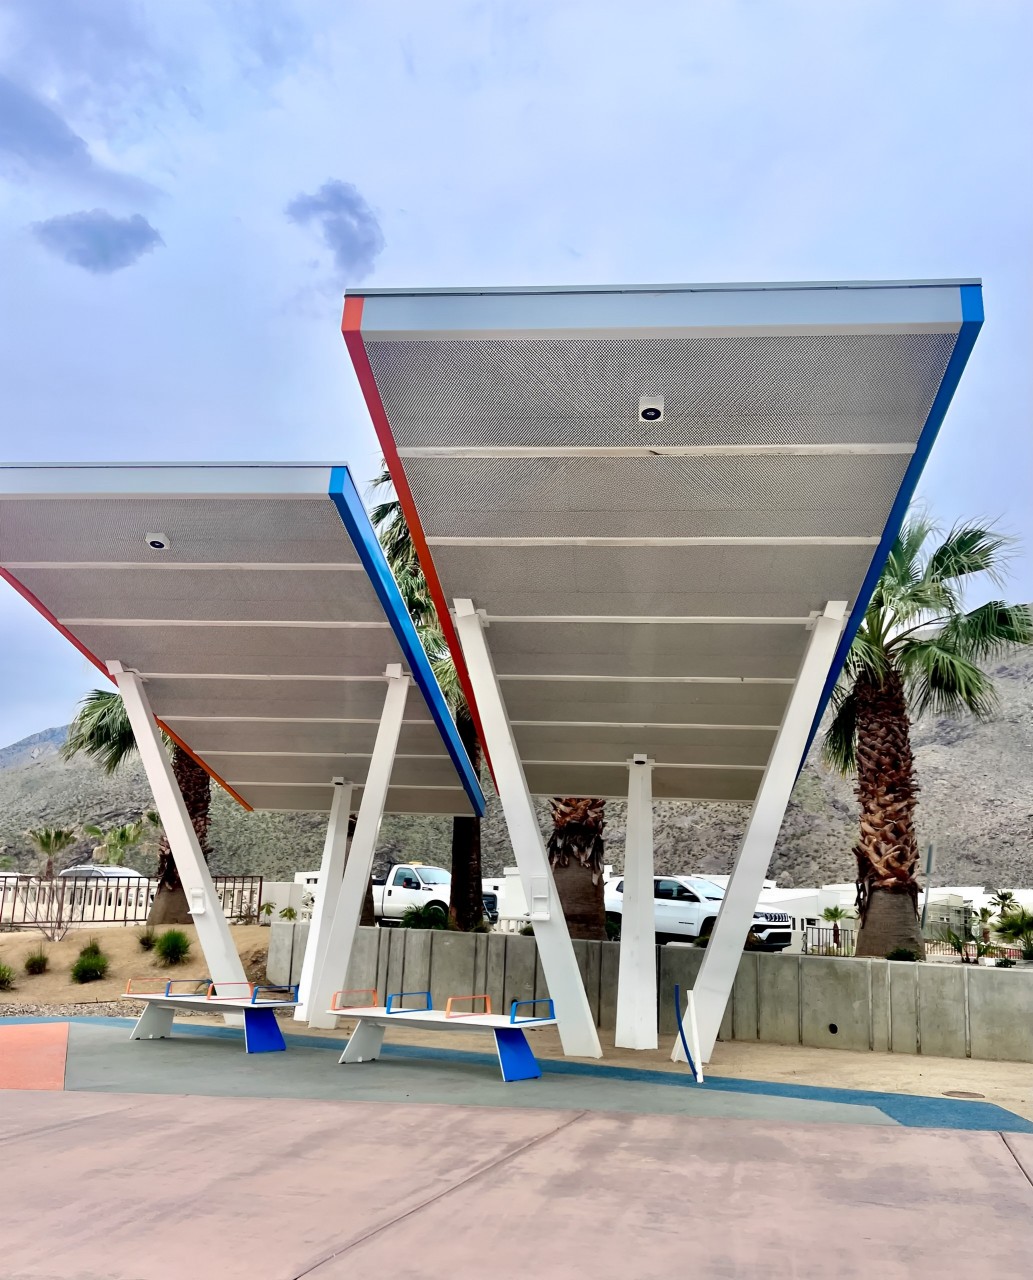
[343,278,982,802]
[0,464,485,816]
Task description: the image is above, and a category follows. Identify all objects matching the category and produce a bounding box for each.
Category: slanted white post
[294,778,353,1020]
[674,601,847,1063]
[307,666,409,1029]
[453,599,602,1059]
[615,754,657,1049]
[107,662,247,991]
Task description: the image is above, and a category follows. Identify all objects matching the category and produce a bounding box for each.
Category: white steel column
[454,599,602,1059]
[674,601,847,1063]
[294,777,353,1020]
[615,754,657,1050]
[107,662,247,990]
[307,666,409,1029]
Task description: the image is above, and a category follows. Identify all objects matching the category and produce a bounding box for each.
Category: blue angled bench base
[243,1007,287,1054]
[493,1027,541,1082]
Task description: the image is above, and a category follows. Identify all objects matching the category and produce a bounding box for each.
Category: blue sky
[1,0,1031,745]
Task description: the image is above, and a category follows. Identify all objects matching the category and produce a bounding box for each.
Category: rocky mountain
[1,647,1031,888]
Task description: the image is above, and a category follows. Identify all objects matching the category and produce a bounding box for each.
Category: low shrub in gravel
[154,929,191,967]
[24,947,49,976]
[138,929,156,952]
[0,962,15,990]
[71,941,109,984]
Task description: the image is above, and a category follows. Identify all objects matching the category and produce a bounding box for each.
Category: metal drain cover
[942,1090,986,1100]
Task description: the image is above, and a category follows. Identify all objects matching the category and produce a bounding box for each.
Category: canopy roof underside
[346,279,981,803]
[0,464,483,816]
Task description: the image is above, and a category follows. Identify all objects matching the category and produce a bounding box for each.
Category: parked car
[371,864,452,924]
[604,875,792,950]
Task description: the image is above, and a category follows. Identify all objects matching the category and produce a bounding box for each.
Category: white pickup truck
[371,863,452,925]
[604,874,792,951]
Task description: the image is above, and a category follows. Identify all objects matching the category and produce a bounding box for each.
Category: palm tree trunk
[852,670,925,958]
[547,797,606,941]
[148,746,212,926]
[448,715,483,931]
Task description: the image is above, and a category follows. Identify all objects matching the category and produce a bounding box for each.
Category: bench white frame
[122,982,299,1053]
[329,993,556,1082]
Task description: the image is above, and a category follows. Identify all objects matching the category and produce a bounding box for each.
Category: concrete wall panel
[888,961,918,1055]
[266,922,293,987]
[967,968,1033,1062]
[429,931,476,1010]
[757,954,801,1045]
[918,964,967,1058]
[659,945,703,1036]
[503,933,537,1018]
[800,956,871,1051]
[731,953,759,1041]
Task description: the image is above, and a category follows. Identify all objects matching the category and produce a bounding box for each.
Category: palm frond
[820,685,858,774]
[897,640,1000,720]
[928,523,1015,590]
[61,689,141,773]
[934,600,1033,662]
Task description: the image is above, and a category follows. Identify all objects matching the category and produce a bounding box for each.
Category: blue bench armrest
[509,998,555,1024]
[386,990,433,1014]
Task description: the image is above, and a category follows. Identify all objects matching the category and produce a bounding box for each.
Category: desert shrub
[278,907,297,922]
[71,951,109,983]
[996,956,1016,968]
[886,946,920,962]
[519,924,535,936]
[138,929,156,952]
[0,961,15,990]
[154,929,191,966]
[79,937,103,958]
[400,903,448,930]
[24,947,49,976]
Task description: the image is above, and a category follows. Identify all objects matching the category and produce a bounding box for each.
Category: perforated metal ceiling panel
[346,280,980,802]
[0,465,483,816]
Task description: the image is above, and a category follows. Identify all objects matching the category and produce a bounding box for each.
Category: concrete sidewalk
[1,1089,1030,1279]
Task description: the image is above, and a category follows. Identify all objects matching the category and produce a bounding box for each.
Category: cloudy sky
[1,0,1031,745]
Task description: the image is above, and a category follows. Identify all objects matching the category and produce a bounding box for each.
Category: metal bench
[121,979,299,1053]
[326,990,556,1082]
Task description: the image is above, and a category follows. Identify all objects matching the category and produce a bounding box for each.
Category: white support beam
[307,667,409,1029]
[294,777,353,1021]
[453,599,602,1059]
[673,601,848,1064]
[106,662,247,992]
[615,755,657,1050]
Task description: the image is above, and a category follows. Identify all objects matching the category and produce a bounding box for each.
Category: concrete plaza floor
[1,1017,1031,1278]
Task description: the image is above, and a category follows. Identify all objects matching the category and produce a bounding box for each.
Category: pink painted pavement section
[0,1020,68,1090]
[0,1092,1030,1280]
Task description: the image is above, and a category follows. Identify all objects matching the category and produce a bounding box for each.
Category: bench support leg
[243,1007,287,1053]
[339,1022,385,1064]
[130,1004,175,1041]
[493,1028,541,1082]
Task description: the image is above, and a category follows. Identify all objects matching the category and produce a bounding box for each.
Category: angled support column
[107,662,247,990]
[307,666,409,1029]
[674,601,847,1063]
[616,755,657,1050]
[454,599,602,1059]
[294,778,353,1020]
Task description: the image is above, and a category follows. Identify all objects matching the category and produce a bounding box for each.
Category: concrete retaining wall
[268,923,1033,1062]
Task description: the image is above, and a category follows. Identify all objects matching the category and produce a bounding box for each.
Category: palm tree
[83,820,145,867]
[62,689,212,924]
[972,906,996,944]
[26,827,76,879]
[990,889,1017,916]
[548,798,607,940]
[370,466,484,932]
[822,518,1032,958]
[820,905,850,950]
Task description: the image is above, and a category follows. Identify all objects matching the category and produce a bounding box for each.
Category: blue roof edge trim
[327,465,486,816]
[800,282,984,766]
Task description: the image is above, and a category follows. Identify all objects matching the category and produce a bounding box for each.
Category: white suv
[604,875,792,951]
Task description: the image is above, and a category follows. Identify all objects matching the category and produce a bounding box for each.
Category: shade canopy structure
[343,278,982,1060]
[0,463,485,818]
[343,279,982,801]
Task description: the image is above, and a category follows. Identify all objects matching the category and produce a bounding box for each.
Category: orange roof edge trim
[341,295,497,790]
